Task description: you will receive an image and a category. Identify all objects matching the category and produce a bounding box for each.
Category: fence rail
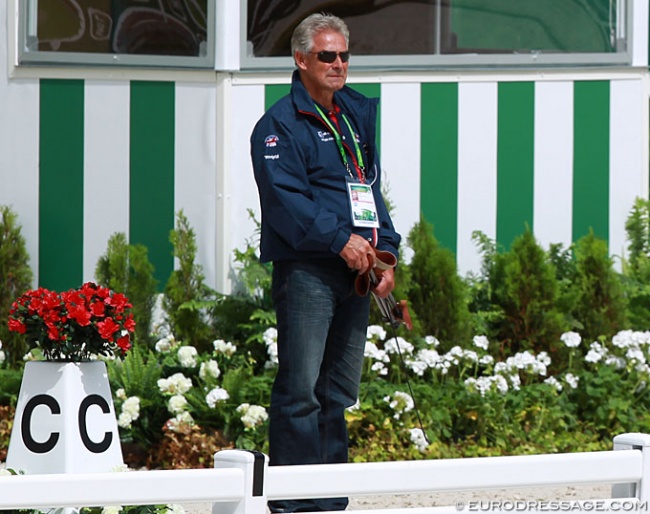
[1,432,649,514]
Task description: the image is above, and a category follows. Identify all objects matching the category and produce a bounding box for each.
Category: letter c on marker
[79,394,113,453]
[22,394,61,453]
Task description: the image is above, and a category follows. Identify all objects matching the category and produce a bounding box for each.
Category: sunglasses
[311,50,351,63]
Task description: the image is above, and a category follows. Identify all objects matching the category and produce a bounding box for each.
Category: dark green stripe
[496,82,535,249]
[39,79,84,290]
[130,81,175,288]
[573,81,609,242]
[420,83,458,253]
[265,84,291,110]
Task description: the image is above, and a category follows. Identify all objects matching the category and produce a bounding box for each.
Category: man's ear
[295,51,308,71]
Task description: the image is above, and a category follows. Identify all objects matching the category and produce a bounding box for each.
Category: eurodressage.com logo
[458,500,646,511]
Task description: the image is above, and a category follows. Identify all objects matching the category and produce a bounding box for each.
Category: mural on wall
[32,0,208,56]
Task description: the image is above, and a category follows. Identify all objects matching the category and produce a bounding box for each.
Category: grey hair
[291,13,350,56]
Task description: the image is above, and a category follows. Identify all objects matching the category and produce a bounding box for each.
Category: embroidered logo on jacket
[264,135,279,147]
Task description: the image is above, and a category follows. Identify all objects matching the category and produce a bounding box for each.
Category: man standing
[250,13,401,512]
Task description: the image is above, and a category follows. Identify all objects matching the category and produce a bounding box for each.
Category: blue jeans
[268,259,370,513]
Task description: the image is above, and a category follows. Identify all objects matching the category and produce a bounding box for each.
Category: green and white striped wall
[0,76,219,291]
[1,71,649,293]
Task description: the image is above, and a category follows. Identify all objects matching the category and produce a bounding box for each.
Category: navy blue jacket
[251,70,401,264]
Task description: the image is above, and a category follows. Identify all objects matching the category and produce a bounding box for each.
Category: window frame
[240,1,633,71]
[17,0,216,69]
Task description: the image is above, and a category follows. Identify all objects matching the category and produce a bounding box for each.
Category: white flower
[118,412,134,429]
[605,356,627,369]
[0,468,13,476]
[102,506,122,514]
[266,341,279,367]
[462,349,478,363]
[564,373,580,389]
[199,360,221,380]
[206,387,230,408]
[479,355,494,366]
[367,325,387,341]
[236,403,269,428]
[473,335,489,350]
[155,337,175,353]
[168,394,188,415]
[424,335,440,347]
[544,376,563,392]
[384,391,414,419]
[263,327,278,345]
[384,337,414,355]
[585,349,604,363]
[627,347,646,364]
[464,375,509,397]
[115,388,127,401]
[177,346,198,368]
[0,350,5,365]
[364,341,389,363]
[110,463,130,473]
[122,397,140,419]
[561,331,582,348]
[409,428,429,452]
[371,362,388,375]
[117,396,140,429]
[166,411,195,433]
[213,339,237,356]
[158,373,193,395]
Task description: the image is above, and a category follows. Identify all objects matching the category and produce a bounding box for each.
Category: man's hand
[371,266,395,299]
[339,234,374,273]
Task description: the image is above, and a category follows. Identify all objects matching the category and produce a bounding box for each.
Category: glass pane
[247,0,620,58]
[448,0,616,54]
[28,0,209,57]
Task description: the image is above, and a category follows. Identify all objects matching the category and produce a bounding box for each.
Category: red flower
[7,318,26,334]
[90,301,106,317]
[8,283,135,361]
[116,335,132,354]
[124,315,136,332]
[97,317,120,341]
[106,292,130,311]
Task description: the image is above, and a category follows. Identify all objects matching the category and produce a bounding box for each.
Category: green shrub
[164,211,215,352]
[406,218,473,348]
[0,206,34,367]
[95,232,158,348]
[484,228,567,356]
[571,230,627,341]
[621,198,650,329]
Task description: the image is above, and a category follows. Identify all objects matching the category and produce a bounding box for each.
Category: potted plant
[5,282,135,474]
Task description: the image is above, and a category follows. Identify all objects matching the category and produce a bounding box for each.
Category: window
[19,0,215,68]
[245,0,629,69]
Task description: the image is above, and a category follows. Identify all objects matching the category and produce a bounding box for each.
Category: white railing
[1,433,649,514]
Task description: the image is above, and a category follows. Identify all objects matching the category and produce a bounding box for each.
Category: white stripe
[380,83,421,262]
[175,82,218,287]
[609,79,648,264]
[229,84,266,268]
[457,82,498,276]
[0,3,40,285]
[83,81,130,284]
[533,81,574,251]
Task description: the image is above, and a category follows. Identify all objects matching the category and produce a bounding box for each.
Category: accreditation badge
[347,180,380,228]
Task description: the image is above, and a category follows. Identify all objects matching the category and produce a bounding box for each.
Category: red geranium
[7,282,136,362]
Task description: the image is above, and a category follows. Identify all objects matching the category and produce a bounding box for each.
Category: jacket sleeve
[251,113,351,255]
